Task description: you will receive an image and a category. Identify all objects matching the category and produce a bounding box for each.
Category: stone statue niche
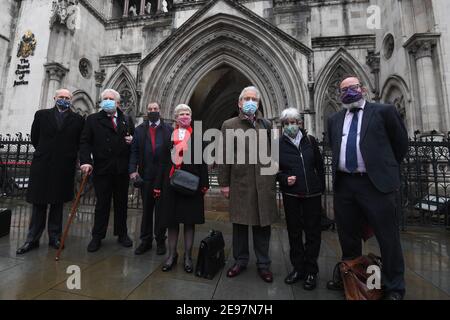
[129,4,137,16]
[145,2,151,14]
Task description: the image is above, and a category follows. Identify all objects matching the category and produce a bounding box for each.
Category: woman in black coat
[277,108,325,291]
[154,104,209,273]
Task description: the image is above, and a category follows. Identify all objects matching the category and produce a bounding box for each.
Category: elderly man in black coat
[17,89,85,255]
[80,89,135,253]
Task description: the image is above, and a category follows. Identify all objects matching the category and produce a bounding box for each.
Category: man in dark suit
[327,76,409,300]
[80,89,135,252]
[129,102,172,255]
[17,89,84,254]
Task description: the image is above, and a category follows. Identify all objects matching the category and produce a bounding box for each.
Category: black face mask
[148,112,160,123]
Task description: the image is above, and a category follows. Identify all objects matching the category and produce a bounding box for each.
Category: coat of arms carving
[17,31,37,58]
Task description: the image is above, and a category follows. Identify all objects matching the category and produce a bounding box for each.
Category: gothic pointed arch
[139,10,311,122]
[315,48,374,135]
[381,75,412,130]
[104,63,138,118]
[71,90,95,117]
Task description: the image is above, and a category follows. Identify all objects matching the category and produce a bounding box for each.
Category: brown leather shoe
[226,264,247,278]
[258,269,273,283]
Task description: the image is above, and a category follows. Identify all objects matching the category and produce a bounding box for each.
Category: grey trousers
[232,223,271,269]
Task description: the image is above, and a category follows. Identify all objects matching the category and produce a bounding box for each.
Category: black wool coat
[26,107,85,204]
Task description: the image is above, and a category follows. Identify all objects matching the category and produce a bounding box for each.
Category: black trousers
[139,181,166,243]
[92,173,129,239]
[283,194,322,275]
[26,203,63,243]
[232,223,271,269]
[334,173,405,295]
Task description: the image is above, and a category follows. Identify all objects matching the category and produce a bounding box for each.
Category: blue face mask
[56,99,71,110]
[242,100,258,116]
[100,99,116,113]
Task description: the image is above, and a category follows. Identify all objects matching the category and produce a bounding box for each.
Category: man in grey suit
[326,76,409,300]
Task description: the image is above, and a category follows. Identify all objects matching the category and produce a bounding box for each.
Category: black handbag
[170,169,200,195]
[195,230,226,280]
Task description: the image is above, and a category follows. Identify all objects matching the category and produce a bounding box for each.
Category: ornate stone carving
[79,58,92,79]
[382,33,395,60]
[44,62,69,81]
[94,69,106,87]
[17,31,37,58]
[50,0,80,32]
[403,33,440,60]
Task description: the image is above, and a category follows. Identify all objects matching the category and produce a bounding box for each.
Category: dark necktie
[345,108,362,173]
[111,116,117,130]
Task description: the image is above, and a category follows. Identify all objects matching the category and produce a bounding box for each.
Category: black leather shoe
[184,255,193,273]
[384,292,404,300]
[303,274,317,291]
[87,238,102,252]
[16,242,39,255]
[327,279,344,291]
[284,270,305,285]
[226,264,247,278]
[134,241,152,255]
[49,239,64,250]
[118,234,133,248]
[162,254,178,272]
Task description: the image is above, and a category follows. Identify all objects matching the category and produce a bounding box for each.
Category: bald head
[54,89,72,100]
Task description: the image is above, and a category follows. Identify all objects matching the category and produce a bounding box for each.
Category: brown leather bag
[339,254,383,300]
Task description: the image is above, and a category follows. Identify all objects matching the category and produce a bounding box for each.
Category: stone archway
[381,75,413,133]
[139,12,311,125]
[315,48,374,136]
[188,65,253,130]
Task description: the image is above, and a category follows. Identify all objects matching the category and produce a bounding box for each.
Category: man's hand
[130,172,139,180]
[125,135,133,145]
[80,164,93,175]
[153,189,161,199]
[221,187,230,199]
[287,176,297,186]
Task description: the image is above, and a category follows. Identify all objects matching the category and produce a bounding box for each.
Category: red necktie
[149,124,156,154]
[111,116,117,130]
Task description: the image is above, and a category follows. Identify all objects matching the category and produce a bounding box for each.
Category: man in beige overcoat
[219,86,279,283]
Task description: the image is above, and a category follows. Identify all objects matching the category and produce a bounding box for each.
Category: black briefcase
[195,230,226,280]
[0,208,11,238]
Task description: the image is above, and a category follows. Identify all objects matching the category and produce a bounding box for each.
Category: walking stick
[55,174,89,261]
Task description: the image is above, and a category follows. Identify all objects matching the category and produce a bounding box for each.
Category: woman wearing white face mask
[277,107,325,290]
[153,104,209,273]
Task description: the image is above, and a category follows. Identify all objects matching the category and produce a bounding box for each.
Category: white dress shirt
[338,100,367,173]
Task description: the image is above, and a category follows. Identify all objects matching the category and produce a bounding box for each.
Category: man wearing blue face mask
[326,77,409,300]
[17,89,85,255]
[219,86,278,283]
[79,89,135,253]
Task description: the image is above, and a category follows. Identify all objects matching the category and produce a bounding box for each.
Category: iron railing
[1,132,449,228]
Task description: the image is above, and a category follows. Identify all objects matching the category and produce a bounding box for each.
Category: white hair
[239,86,261,101]
[280,108,302,125]
[173,104,192,118]
[101,89,121,102]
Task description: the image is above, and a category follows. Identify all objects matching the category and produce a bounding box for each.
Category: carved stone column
[404,33,441,134]
[366,49,380,102]
[140,0,145,15]
[123,0,130,17]
[95,69,106,109]
[43,62,69,108]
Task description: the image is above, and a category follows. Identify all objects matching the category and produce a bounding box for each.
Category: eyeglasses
[338,84,361,94]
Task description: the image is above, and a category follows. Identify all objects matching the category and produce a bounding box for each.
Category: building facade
[0,0,449,137]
